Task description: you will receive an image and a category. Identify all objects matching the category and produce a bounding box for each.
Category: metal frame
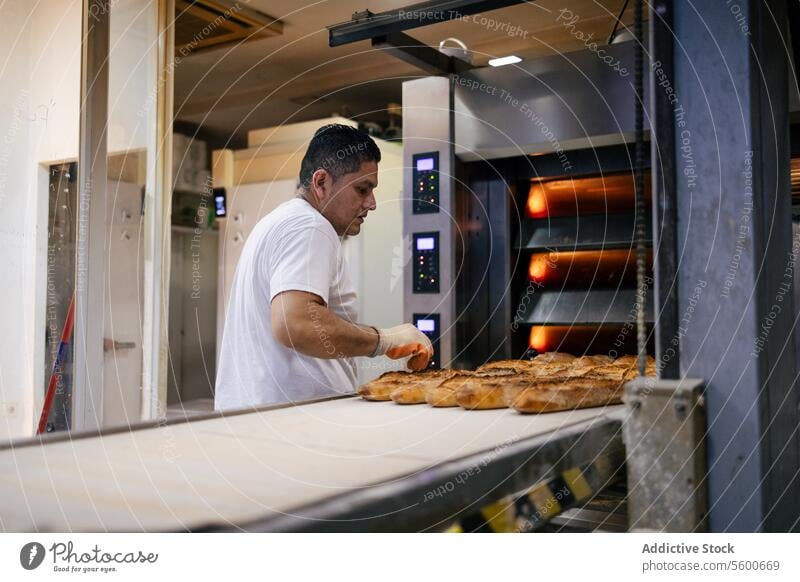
[789,1,800,92]
[141,0,175,422]
[671,0,800,531]
[649,0,680,379]
[327,0,527,47]
[73,0,110,431]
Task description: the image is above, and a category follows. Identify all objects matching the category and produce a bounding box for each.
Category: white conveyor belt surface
[0,397,622,532]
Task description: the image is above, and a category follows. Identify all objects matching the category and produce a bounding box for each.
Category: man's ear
[310,168,330,202]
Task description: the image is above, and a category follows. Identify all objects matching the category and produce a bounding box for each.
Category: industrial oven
[403,41,654,371]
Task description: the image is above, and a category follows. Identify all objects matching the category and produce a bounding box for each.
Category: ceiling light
[488,55,521,67]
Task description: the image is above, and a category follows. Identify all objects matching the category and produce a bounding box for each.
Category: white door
[103,179,144,426]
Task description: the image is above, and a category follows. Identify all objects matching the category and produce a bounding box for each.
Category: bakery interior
[1,0,800,533]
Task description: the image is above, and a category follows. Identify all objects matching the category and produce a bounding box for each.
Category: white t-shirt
[215,197,359,410]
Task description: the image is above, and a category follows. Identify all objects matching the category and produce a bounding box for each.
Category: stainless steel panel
[403,76,456,366]
[74,0,110,431]
[624,378,707,532]
[454,41,649,161]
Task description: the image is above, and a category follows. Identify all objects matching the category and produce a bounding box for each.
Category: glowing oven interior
[517,170,654,355]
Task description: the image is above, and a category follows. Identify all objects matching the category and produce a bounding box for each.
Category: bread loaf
[427,368,514,407]
[390,369,459,404]
[564,355,614,377]
[531,352,577,365]
[456,373,539,410]
[511,355,658,413]
[357,371,413,401]
[359,353,658,413]
[358,369,454,401]
[476,352,576,375]
[476,360,535,373]
[511,377,623,413]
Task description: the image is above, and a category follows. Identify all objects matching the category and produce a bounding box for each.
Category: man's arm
[271,290,433,369]
[271,290,377,358]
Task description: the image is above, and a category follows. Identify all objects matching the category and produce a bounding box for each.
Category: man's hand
[375,324,433,370]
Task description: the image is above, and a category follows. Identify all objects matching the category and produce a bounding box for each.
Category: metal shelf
[518,287,655,325]
[516,212,652,252]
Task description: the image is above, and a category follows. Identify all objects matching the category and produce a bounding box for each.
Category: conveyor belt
[0,396,624,532]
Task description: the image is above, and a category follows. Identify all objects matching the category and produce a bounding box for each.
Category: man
[215,124,432,410]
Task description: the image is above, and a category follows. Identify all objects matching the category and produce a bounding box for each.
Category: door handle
[104,338,137,352]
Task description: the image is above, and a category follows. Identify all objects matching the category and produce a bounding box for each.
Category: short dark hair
[298,124,381,189]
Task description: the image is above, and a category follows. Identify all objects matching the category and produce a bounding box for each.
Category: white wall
[0,0,156,441]
[0,0,83,442]
[0,2,35,442]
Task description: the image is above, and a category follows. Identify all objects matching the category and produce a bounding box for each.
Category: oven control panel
[413,313,440,369]
[412,152,440,214]
[412,232,440,293]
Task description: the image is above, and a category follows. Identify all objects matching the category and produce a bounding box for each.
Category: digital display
[416,157,434,171]
[416,237,435,251]
[416,319,436,332]
[213,188,227,217]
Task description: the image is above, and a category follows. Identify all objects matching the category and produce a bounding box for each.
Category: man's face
[318,161,378,236]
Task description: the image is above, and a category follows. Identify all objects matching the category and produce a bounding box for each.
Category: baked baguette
[509,355,658,414]
[427,371,475,407]
[581,364,629,382]
[507,357,636,405]
[456,372,539,410]
[427,369,514,407]
[511,377,623,413]
[466,354,586,408]
[390,369,459,404]
[477,360,535,373]
[476,352,576,374]
[390,384,427,404]
[358,369,454,401]
[455,384,506,410]
[611,354,638,369]
[564,355,614,377]
[532,352,577,365]
[357,371,413,401]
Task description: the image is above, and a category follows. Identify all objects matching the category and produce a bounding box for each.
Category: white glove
[373,324,433,370]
